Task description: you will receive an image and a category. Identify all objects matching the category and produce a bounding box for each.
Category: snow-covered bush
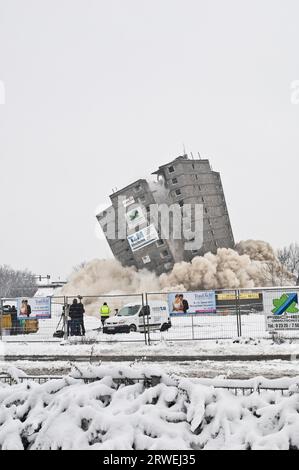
[0,365,298,450]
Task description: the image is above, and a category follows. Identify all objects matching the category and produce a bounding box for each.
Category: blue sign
[272,293,299,315]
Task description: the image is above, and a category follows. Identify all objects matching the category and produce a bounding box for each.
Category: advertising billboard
[122,196,135,208]
[168,291,216,317]
[127,224,159,252]
[216,292,264,312]
[126,206,146,229]
[264,291,299,331]
[17,297,51,319]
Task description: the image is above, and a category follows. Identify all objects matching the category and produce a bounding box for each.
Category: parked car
[103,301,171,334]
[2,305,12,313]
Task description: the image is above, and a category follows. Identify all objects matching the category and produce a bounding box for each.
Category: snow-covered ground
[2,325,299,379]
[0,364,299,450]
[1,337,299,380]
[2,336,299,359]
[1,358,299,380]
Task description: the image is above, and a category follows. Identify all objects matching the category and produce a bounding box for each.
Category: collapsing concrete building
[96,154,235,275]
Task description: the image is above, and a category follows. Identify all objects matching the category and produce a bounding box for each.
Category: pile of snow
[0,365,299,450]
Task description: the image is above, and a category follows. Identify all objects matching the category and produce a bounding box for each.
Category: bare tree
[66,261,88,281]
[0,265,37,298]
[261,260,294,286]
[277,243,299,285]
[72,261,87,272]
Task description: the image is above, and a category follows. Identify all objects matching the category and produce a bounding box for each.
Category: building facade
[97,155,235,275]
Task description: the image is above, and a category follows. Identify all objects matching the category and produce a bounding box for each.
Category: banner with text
[168,291,216,317]
[127,225,159,252]
[264,291,299,331]
[17,297,51,319]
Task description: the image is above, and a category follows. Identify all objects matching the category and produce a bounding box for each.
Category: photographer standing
[69,297,85,336]
[78,296,86,336]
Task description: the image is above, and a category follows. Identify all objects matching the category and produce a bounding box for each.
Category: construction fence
[1,287,299,344]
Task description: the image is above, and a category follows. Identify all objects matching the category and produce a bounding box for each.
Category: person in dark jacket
[23,300,32,317]
[78,297,86,336]
[20,299,31,317]
[10,305,18,335]
[179,294,189,313]
[69,298,85,336]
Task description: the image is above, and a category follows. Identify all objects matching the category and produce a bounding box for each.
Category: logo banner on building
[17,297,51,319]
[264,291,299,331]
[122,196,135,208]
[168,291,216,317]
[127,224,159,252]
[126,206,146,229]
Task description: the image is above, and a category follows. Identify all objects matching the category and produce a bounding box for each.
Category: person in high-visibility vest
[100,302,110,328]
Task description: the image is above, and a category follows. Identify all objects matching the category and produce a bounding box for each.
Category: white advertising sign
[122,196,135,208]
[126,206,146,229]
[264,291,299,331]
[168,291,216,317]
[127,225,159,252]
[17,297,51,319]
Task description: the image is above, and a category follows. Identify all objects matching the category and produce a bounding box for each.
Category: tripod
[53,308,67,338]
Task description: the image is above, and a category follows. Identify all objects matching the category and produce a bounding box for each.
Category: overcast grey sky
[0,0,298,279]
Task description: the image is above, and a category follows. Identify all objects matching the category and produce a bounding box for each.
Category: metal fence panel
[0,294,147,343]
[2,287,299,344]
[0,296,65,342]
[145,290,240,343]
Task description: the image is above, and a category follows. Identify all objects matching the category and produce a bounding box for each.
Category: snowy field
[2,335,299,360]
[0,364,299,450]
[1,336,299,380]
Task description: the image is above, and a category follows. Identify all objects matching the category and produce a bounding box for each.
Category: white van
[103,301,171,334]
